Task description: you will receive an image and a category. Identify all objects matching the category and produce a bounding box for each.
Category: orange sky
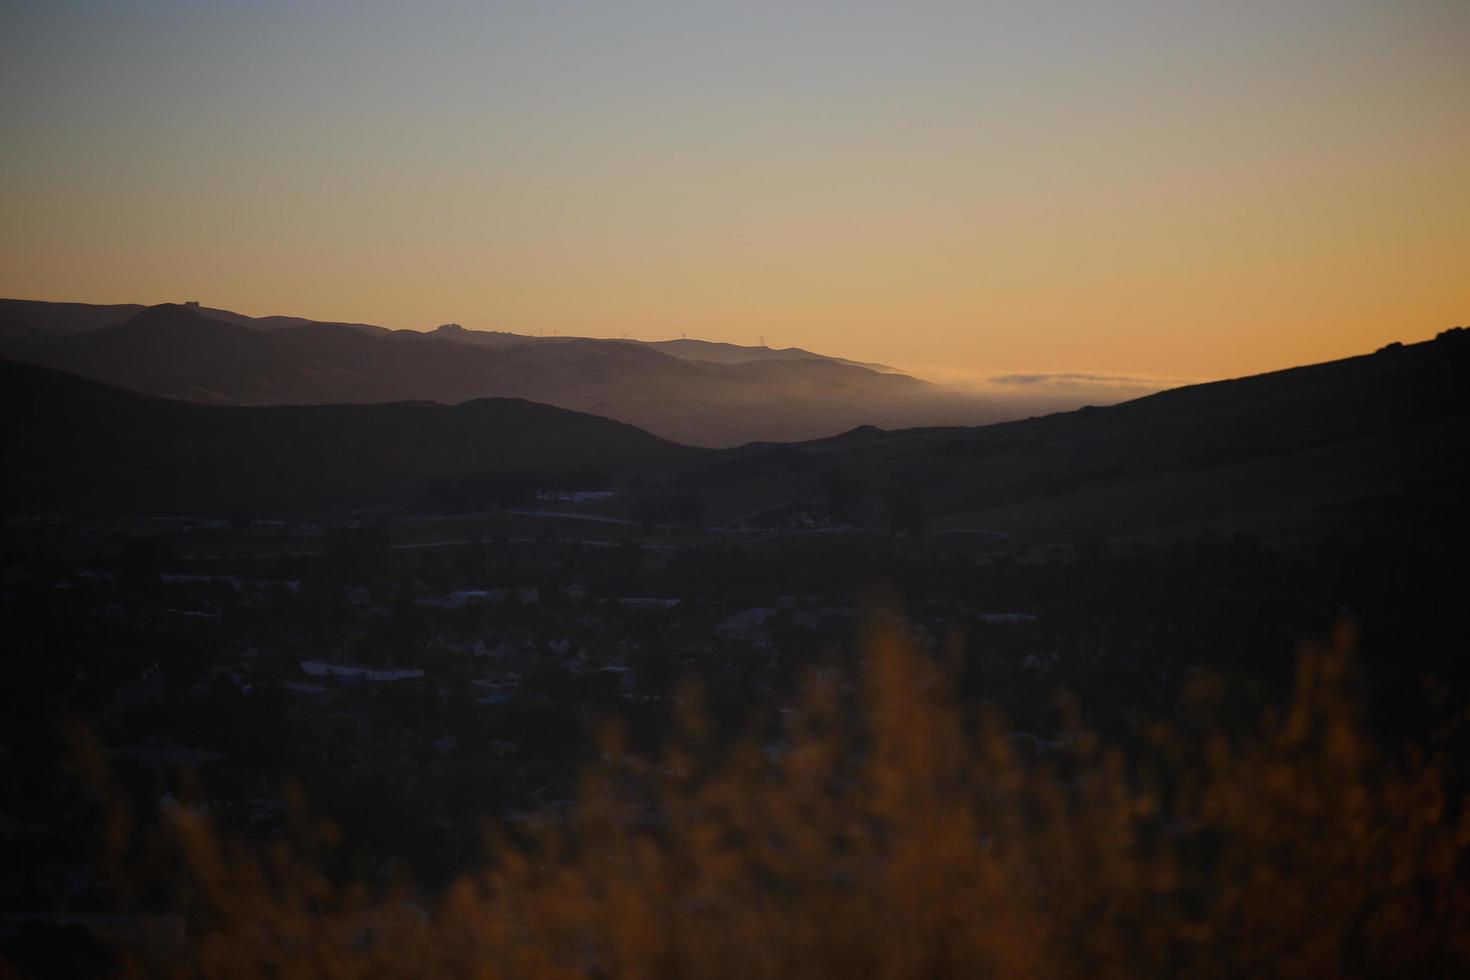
[2,1,1465,382]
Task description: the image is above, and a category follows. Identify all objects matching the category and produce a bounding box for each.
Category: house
[470,678,519,706]
[417,587,539,610]
[716,607,777,644]
[417,590,489,610]
[617,597,681,611]
[299,660,425,683]
[535,489,618,504]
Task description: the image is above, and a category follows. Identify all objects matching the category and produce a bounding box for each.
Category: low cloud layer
[900,362,1201,411]
[988,371,1199,390]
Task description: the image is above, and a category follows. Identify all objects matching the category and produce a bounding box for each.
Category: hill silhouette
[0,299,999,446]
[1,359,695,515]
[5,329,1466,534]
[679,329,1470,544]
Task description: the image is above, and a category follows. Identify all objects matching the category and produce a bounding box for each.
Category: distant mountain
[1,359,694,515]
[20,305,517,406]
[426,323,538,351]
[179,303,390,335]
[9,330,1466,530]
[379,323,901,372]
[0,298,148,349]
[1,301,1004,446]
[0,297,386,340]
[637,337,898,373]
[0,299,888,368]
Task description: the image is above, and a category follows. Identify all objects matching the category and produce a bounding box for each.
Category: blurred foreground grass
[67,621,1470,978]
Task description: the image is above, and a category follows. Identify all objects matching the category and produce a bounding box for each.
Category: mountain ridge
[5,330,1466,541]
[0,300,997,446]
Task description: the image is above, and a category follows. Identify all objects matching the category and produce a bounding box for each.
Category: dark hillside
[1,360,696,515]
[681,330,1470,543]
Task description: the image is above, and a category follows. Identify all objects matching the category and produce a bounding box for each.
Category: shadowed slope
[679,330,1470,542]
[1,360,696,515]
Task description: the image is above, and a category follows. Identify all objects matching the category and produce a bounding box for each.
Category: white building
[299,660,424,683]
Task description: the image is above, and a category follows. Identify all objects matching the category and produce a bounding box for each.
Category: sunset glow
[2,1,1465,381]
[6,7,1470,975]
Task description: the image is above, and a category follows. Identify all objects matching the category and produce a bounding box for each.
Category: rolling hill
[6,328,1466,540]
[1,301,1001,445]
[674,329,1470,546]
[1,359,697,516]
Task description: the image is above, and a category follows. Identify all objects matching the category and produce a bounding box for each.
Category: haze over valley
[1,297,1119,446]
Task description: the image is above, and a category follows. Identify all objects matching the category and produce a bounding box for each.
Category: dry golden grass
[96,621,1470,978]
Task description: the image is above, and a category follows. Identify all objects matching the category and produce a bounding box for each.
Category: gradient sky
[2,1,1466,382]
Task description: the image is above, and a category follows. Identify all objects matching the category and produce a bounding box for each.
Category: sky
[1,0,1466,383]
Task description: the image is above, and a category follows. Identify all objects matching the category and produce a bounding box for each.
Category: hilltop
[679,329,1470,546]
[0,299,1001,446]
[1,359,696,515]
